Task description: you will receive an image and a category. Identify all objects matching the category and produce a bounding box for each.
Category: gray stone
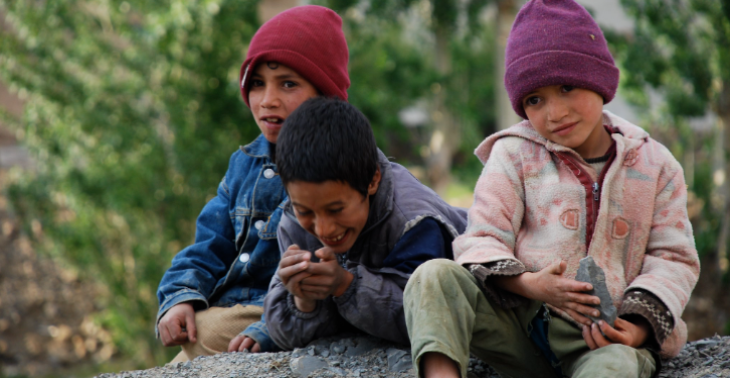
[291,348,305,358]
[693,340,720,351]
[387,348,413,372]
[327,367,347,376]
[330,342,346,355]
[290,356,328,378]
[345,338,381,357]
[574,256,617,327]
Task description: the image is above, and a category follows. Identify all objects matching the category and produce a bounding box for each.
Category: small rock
[693,340,720,351]
[330,343,346,355]
[387,348,412,372]
[327,367,347,376]
[291,348,305,358]
[574,256,617,327]
[345,337,381,357]
[290,356,328,378]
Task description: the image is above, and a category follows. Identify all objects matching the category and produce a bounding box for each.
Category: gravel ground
[94,335,730,378]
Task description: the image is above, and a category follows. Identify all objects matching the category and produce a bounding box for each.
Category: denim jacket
[156,135,285,350]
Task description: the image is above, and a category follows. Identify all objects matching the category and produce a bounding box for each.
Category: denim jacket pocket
[258,204,285,240]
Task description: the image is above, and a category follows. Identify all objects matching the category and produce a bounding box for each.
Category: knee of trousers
[406,259,473,296]
[578,344,654,374]
[409,258,467,282]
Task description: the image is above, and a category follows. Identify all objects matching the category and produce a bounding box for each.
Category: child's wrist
[333,270,354,297]
[492,271,533,298]
[294,296,317,313]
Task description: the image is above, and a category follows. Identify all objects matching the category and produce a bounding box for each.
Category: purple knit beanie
[505,0,619,119]
[239,5,350,107]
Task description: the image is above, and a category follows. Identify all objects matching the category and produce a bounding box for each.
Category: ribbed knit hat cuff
[506,50,619,119]
[240,50,349,107]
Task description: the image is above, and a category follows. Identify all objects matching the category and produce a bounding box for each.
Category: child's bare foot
[422,352,460,378]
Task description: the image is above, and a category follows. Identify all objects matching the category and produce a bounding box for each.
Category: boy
[404,1,700,377]
[264,97,468,349]
[155,5,350,360]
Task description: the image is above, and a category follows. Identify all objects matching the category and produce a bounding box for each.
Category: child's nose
[260,87,280,108]
[546,97,569,122]
[314,216,336,238]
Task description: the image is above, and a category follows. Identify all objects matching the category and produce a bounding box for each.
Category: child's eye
[250,79,264,87]
[524,96,541,106]
[328,208,343,214]
[283,81,298,89]
[295,208,312,216]
[561,85,574,93]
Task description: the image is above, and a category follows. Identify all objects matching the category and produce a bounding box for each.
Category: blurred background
[0,0,728,376]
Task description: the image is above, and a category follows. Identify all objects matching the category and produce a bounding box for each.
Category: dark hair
[276,97,378,197]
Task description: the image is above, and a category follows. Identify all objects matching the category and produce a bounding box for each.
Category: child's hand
[297,247,354,300]
[277,244,316,311]
[582,317,650,350]
[228,335,260,353]
[158,302,197,346]
[512,261,600,326]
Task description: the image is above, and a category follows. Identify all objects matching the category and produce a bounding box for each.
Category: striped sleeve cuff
[620,289,674,348]
[467,260,526,309]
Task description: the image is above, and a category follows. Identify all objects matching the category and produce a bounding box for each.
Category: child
[155,5,350,361]
[263,97,468,349]
[404,1,700,377]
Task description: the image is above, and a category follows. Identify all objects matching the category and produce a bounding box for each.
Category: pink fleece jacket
[454,110,700,358]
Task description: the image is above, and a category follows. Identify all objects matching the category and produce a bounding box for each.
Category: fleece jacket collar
[475,110,649,165]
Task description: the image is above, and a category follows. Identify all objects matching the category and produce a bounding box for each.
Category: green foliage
[317,0,497,182]
[1,0,262,366]
[607,0,730,262]
[0,0,497,369]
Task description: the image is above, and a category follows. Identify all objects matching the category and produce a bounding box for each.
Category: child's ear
[367,167,381,196]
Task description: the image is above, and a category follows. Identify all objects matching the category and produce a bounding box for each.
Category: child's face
[286,171,381,254]
[248,62,319,143]
[522,85,610,159]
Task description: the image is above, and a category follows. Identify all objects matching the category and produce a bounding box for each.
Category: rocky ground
[92,334,730,378]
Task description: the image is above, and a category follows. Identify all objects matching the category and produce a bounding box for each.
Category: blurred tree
[0,0,262,367]
[319,0,497,192]
[0,0,498,369]
[607,0,730,334]
[495,0,524,130]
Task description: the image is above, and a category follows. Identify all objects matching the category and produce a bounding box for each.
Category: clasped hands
[494,260,650,350]
[277,244,354,313]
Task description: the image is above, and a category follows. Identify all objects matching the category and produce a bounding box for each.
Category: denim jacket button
[255,220,265,230]
[239,253,250,263]
[263,169,275,179]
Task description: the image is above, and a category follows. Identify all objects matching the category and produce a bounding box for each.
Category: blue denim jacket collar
[242,134,273,160]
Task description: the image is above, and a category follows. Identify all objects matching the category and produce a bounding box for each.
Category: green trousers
[404,259,656,378]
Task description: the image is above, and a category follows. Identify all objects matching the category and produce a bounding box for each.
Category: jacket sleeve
[265,223,349,350]
[265,217,450,349]
[453,139,525,266]
[333,217,449,346]
[453,139,528,304]
[241,316,280,352]
[155,154,240,334]
[625,156,700,352]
